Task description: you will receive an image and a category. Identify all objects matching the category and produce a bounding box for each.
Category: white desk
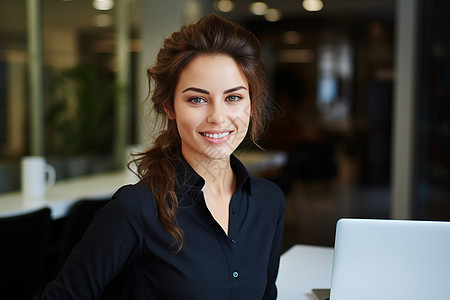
[0,151,287,219]
[0,171,135,219]
[277,244,334,300]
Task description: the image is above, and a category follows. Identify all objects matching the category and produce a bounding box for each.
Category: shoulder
[113,182,153,200]
[249,177,286,213]
[108,183,156,217]
[250,177,284,199]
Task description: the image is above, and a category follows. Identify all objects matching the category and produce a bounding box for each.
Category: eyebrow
[224,86,247,94]
[182,86,247,95]
[182,87,209,94]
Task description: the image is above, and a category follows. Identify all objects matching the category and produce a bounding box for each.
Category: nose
[206,101,226,124]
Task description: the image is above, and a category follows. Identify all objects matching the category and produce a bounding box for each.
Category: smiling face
[167,54,251,163]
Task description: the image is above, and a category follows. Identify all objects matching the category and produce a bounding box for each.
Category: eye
[226,95,242,102]
[188,97,206,104]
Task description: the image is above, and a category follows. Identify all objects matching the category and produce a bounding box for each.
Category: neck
[185,152,235,196]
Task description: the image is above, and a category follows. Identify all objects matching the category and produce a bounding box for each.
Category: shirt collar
[175,154,251,198]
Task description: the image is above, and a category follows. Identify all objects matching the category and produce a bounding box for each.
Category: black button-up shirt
[43,155,286,299]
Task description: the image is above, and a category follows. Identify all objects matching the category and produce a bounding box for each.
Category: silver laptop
[329,218,450,300]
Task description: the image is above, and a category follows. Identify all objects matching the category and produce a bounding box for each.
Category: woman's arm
[42,185,143,299]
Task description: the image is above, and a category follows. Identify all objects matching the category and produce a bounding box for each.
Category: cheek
[175,111,199,134]
[173,100,196,129]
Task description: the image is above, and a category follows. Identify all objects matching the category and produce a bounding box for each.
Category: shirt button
[231,238,236,244]
[232,271,239,278]
[231,209,236,214]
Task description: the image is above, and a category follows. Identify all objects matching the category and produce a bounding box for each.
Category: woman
[43,14,285,300]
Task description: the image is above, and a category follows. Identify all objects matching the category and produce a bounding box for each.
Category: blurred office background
[0,0,449,251]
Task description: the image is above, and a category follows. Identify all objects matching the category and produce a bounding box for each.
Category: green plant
[45,64,115,156]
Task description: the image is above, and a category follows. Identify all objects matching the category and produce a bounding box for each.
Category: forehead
[176,54,249,92]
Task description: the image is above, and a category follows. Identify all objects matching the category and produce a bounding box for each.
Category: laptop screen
[330,218,450,300]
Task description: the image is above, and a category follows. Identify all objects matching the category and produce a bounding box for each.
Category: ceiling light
[92,0,114,11]
[265,8,281,22]
[302,0,323,12]
[216,0,235,13]
[249,2,268,16]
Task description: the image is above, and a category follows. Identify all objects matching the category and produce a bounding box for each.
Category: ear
[163,102,175,120]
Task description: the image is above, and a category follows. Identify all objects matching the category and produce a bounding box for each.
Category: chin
[201,145,233,160]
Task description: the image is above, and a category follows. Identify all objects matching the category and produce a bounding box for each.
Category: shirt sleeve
[262,184,286,300]
[42,185,143,299]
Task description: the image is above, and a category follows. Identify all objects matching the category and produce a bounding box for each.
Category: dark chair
[0,207,52,300]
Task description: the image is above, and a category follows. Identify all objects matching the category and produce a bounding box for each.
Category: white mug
[21,156,56,198]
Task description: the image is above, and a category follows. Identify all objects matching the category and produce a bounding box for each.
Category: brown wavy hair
[131,14,269,252]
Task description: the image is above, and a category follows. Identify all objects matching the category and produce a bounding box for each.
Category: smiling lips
[200,131,233,144]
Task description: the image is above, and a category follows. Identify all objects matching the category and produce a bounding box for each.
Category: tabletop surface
[0,151,287,219]
[277,244,334,300]
[0,170,135,219]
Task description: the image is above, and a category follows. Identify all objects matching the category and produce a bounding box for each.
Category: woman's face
[169,54,251,161]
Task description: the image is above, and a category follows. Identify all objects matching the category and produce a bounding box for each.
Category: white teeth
[203,132,230,139]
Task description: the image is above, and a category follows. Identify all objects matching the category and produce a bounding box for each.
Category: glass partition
[0,0,139,192]
[0,0,27,192]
